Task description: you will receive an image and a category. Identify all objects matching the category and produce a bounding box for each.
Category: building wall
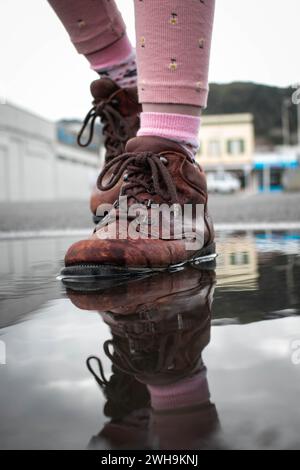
[0,105,256,200]
[0,103,99,202]
[0,103,56,201]
[254,147,300,191]
[197,113,255,173]
[55,144,99,199]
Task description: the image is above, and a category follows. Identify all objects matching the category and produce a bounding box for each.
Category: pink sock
[95,49,138,89]
[137,112,201,156]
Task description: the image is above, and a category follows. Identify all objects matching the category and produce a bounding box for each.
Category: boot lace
[77,98,130,160]
[97,151,178,204]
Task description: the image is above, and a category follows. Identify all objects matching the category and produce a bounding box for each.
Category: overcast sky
[0,0,299,121]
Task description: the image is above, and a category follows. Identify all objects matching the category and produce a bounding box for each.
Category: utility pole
[281,98,291,146]
[292,83,300,148]
[298,99,300,147]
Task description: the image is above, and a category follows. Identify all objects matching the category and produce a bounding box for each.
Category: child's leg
[134,0,215,154]
[48,0,137,88]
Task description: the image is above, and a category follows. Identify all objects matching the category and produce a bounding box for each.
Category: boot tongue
[125,136,191,159]
[122,136,190,207]
[90,78,120,101]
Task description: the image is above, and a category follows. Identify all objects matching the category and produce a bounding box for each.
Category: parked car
[207,172,241,193]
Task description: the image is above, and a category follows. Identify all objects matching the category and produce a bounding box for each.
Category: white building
[0,103,100,201]
[196,113,255,189]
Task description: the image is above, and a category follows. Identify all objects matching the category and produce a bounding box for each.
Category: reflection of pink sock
[147,369,209,411]
[137,112,201,156]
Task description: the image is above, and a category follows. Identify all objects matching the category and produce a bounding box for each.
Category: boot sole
[58,243,217,281]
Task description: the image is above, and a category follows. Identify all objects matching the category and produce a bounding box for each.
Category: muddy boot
[62,136,216,278]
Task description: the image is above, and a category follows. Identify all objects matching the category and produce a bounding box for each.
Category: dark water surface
[0,231,300,450]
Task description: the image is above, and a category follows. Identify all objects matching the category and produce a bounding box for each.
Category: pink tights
[48,0,215,151]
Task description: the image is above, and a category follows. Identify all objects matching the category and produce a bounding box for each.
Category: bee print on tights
[199,38,205,49]
[140,36,146,48]
[169,58,177,71]
[77,19,86,28]
[170,13,178,25]
[196,81,203,92]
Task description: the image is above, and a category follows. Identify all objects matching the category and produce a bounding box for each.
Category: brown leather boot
[78,78,141,221]
[62,136,216,278]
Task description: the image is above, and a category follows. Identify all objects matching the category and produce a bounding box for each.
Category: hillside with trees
[205,82,298,146]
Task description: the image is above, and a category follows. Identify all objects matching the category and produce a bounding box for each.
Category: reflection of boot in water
[66,266,219,449]
[66,265,216,319]
[87,359,151,450]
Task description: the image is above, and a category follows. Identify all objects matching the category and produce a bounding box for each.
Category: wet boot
[62,136,216,277]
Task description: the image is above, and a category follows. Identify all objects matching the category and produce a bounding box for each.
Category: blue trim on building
[254,161,298,170]
[258,185,283,192]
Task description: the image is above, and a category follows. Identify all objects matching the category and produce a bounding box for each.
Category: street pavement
[0,192,300,232]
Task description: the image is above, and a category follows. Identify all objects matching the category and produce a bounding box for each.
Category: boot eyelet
[160,156,168,165]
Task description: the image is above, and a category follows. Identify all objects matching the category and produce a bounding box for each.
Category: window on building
[229,251,249,266]
[208,140,221,156]
[227,139,245,155]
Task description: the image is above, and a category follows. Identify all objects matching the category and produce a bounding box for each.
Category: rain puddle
[0,231,299,450]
